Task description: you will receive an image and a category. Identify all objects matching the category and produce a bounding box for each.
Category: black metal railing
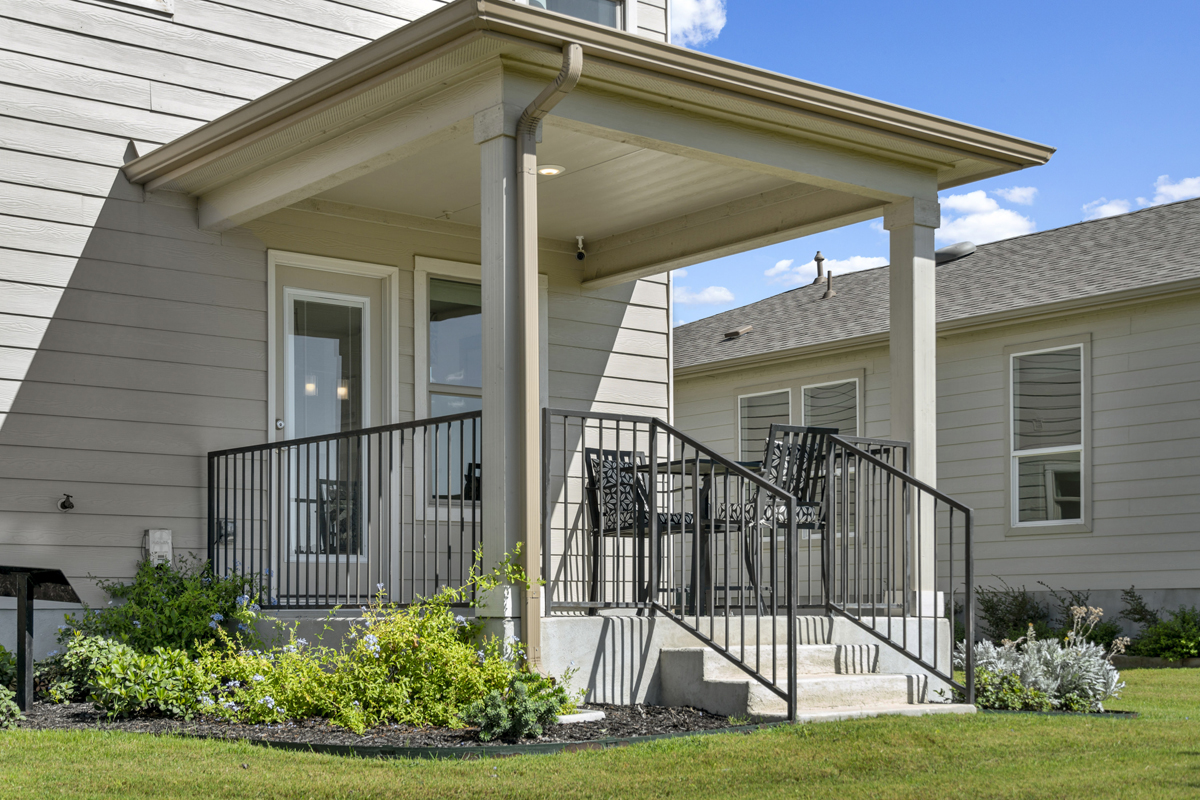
[825,435,974,703]
[542,408,821,720]
[207,411,482,609]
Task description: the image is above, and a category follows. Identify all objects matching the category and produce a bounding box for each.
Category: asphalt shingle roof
[674,197,1200,370]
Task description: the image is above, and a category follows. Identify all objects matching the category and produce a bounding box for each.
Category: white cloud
[995,186,1038,205]
[765,256,887,286]
[1147,174,1200,205]
[1082,197,1132,220]
[941,190,999,216]
[764,259,793,277]
[671,268,688,278]
[938,190,1035,244]
[869,220,885,234]
[671,0,726,47]
[673,285,734,305]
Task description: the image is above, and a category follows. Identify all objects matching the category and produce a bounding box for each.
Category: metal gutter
[123,0,1054,188]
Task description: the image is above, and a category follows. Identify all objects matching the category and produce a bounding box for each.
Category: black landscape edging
[980,709,1138,719]
[176,720,798,760]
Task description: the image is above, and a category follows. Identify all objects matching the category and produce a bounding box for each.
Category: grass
[3,669,1200,799]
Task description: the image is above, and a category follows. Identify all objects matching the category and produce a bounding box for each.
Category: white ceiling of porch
[313,124,799,242]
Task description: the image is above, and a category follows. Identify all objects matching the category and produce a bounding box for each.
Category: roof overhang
[122,0,1055,287]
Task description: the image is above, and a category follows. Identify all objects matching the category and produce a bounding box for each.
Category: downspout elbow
[517,43,584,140]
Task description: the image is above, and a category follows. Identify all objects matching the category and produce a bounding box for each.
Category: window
[529,0,621,28]
[428,278,482,500]
[738,391,789,461]
[802,380,859,435]
[1011,346,1084,524]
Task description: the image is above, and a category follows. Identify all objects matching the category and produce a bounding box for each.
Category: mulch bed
[16,701,744,748]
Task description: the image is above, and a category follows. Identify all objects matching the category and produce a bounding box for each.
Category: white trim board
[267,250,401,443]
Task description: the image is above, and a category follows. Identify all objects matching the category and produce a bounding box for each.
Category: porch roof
[122,0,1055,288]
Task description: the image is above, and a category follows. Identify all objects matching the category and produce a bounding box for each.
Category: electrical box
[143,529,173,565]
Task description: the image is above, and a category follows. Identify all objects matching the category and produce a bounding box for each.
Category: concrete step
[660,647,938,719]
[702,644,880,680]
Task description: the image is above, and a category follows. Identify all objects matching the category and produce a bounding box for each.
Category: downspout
[516,43,583,667]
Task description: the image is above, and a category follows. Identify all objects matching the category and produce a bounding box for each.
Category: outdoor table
[631,458,773,616]
[0,566,80,712]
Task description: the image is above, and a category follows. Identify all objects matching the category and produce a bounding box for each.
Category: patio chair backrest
[761,424,835,509]
[584,448,648,536]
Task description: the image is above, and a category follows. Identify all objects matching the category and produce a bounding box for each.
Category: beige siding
[675,293,1200,595]
[637,0,668,41]
[0,0,411,599]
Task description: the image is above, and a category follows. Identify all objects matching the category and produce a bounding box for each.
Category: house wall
[0,0,670,616]
[674,292,1200,621]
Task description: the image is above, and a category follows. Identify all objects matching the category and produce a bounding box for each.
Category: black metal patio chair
[583,447,693,610]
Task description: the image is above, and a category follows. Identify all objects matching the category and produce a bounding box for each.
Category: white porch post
[884,197,940,616]
[475,105,523,643]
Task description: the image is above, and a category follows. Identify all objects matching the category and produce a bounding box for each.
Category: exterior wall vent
[723,324,752,340]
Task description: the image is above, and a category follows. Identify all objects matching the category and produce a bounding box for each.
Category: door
[274,265,384,603]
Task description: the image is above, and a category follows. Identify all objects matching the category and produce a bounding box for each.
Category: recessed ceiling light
[537,165,566,176]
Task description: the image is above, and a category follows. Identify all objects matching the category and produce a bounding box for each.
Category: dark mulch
[16,702,743,747]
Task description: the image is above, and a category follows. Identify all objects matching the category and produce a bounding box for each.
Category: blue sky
[667,1,1200,324]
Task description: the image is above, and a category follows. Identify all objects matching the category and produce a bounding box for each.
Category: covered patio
[122,0,1052,711]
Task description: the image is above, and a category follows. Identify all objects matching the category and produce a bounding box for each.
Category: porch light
[537,164,566,176]
[305,376,317,396]
[337,380,349,401]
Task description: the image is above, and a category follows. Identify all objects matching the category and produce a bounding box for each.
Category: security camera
[576,236,587,261]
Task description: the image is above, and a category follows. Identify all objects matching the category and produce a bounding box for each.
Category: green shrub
[199,587,531,733]
[45,634,136,704]
[47,633,215,719]
[465,672,568,742]
[957,608,1127,712]
[0,692,22,729]
[90,646,216,720]
[973,668,1053,712]
[0,644,14,693]
[1128,607,1200,661]
[975,580,1122,646]
[976,579,1051,643]
[62,555,262,656]
[1119,586,1160,630]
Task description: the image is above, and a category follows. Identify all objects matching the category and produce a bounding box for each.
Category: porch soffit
[123,0,1055,199]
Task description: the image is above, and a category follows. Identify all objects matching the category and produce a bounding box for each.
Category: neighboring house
[674,198,1200,632]
[0,0,1054,714]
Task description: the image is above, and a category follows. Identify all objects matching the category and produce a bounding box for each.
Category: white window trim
[800,377,861,436]
[267,250,401,443]
[413,256,549,519]
[736,388,791,462]
[1007,341,1090,533]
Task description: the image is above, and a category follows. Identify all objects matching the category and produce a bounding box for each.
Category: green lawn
[3,669,1199,800]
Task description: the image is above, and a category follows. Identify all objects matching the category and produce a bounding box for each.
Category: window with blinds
[1011,346,1084,524]
[802,380,858,435]
[738,390,790,462]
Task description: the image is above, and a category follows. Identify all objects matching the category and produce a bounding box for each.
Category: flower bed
[15,701,741,750]
[956,606,1128,712]
[5,548,589,743]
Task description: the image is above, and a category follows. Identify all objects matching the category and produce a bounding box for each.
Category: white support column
[475,104,523,644]
[885,197,940,617]
[884,197,940,484]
